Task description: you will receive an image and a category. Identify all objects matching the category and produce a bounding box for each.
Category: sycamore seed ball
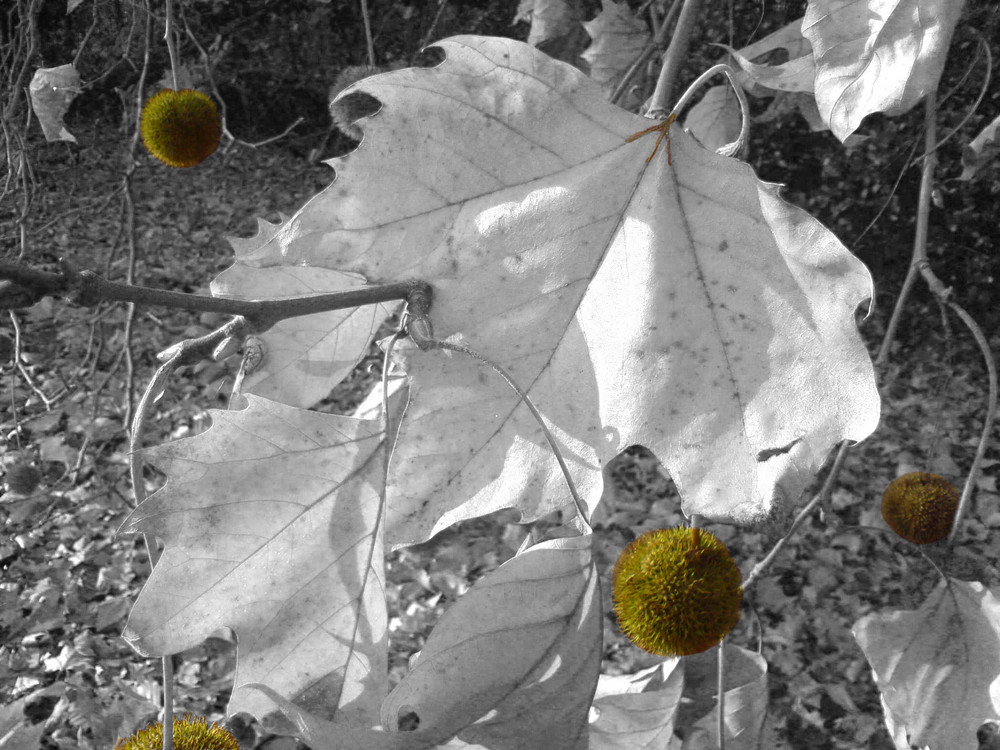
[612,527,742,657]
[140,88,221,168]
[114,714,238,750]
[881,472,959,545]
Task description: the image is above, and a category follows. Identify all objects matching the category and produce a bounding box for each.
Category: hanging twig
[717,637,726,750]
[129,350,179,750]
[164,0,180,89]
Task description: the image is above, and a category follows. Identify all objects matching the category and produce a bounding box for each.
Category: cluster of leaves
[115,4,991,748]
[4,1,1000,749]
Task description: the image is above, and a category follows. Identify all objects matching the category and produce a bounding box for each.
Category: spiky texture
[114,714,238,750]
[612,527,742,657]
[881,472,959,545]
[141,89,221,168]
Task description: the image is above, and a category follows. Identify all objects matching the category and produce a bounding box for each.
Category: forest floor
[2,119,998,750]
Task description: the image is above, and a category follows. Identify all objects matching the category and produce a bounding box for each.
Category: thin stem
[717,639,726,750]
[162,656,174,750]
[911,32,991,162]
[129,352,176,750]
[876,95,939,367]
[943,300,996,545]
[164,0,179,89]
[671,63,746,123]
[360,0,376,68]
[610,0,682,106]
[417,0,449,56]
[647,0,705,116]
[743,442,849,591]
[430,339,591,535]
[382,328,405,482]
[0,262,429,333]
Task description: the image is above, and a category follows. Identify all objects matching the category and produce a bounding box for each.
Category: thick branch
[0,260,431,333]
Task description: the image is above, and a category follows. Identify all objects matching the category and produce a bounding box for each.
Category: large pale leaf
[213,216,391,410]
[802,0,966,141]
[240,534,601,748]
[719,20,828,132]
[853,579,1000,749]
[270,36,877,544]
[118,396,387,730]
[677,645,767,749]
[589,661,683,749]
[382,533,602,749]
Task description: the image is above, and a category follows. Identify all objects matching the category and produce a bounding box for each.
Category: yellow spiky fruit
[141,88,221,168]
[612,527,742,657]
[881,472,959,545]
[114,714,238,750]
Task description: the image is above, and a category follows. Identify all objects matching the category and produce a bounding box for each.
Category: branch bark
[0,260,431,333]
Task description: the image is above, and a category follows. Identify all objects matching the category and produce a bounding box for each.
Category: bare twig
[940,299,997,545]
[743,442,849,591]
[610,0,682,107]
[0,261,431,333]
[164,0,179,89]
[129,348,177,750]
[717,638,726,750]
[647,0,705,116]
[913,33,992,163]
[417,0,450,56]
[8,311,56,408]
[360,0,376,68]
[121,0,154,435]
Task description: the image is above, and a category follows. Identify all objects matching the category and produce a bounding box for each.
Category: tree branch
[647,0,705,116]
[0,260,431,333]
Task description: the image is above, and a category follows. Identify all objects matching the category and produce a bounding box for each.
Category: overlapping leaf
[118,396,387,729]
[242,534,601,749]
[582,1,650,92]
[220,35,879,547]
[589,662,683,748]
[802,0,966,140]
[213,216,393,410]
[853,579,1000,748]
[383,533,602,749]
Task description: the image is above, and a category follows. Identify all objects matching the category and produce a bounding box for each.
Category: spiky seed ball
[114,714,238,750]
[141,88,221,168]
[4,460,41,495]
[881,472,959,545]
[612,527,742,657]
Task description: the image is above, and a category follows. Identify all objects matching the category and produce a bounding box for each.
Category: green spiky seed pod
[4,460,40,495]
[114,714,238,750]
[612,527,743,657]
[141,88,221,168]
[881,472,959,545]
